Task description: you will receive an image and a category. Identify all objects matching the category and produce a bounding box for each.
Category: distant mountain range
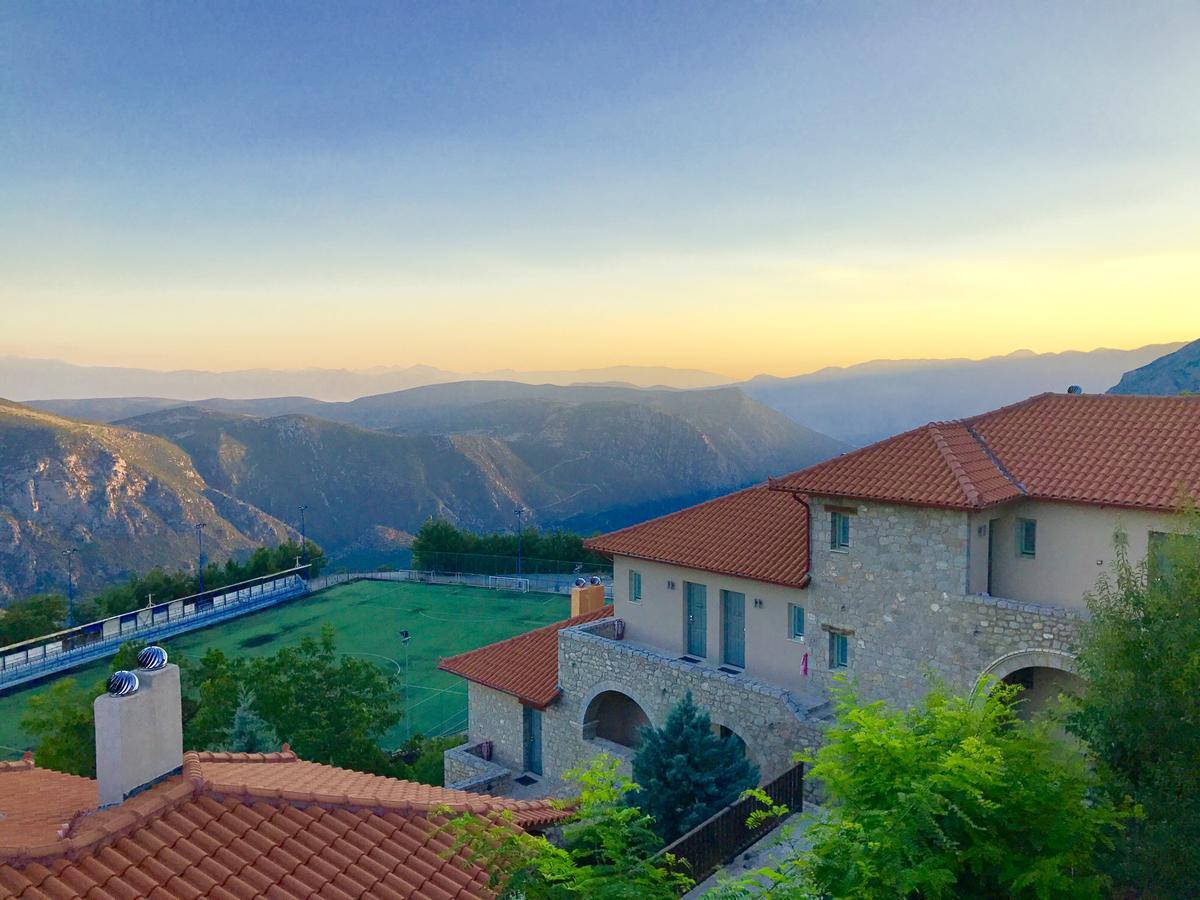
[0,400,293,601]
[1,384,844,599]
[741,342,1185,444]
[1108,339,1200,396]
[0,357,731,401]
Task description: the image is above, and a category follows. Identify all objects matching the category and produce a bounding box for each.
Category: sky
[2,2,1198,380]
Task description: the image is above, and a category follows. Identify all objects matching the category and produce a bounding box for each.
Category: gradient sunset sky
[3,2,1197,379]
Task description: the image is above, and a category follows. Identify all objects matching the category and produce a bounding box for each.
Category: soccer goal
[488,575,531,593]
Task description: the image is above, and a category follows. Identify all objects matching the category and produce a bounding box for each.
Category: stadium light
[62,548,77,628]
[400,629,412,743]
[514,506,527,577]
[298,505,309,563]
[195,523,206,592]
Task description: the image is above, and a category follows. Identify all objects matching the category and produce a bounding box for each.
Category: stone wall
[541,618,829,789]
[463,682,526,774]
[803,496,1085,709]
[444,741,513,795]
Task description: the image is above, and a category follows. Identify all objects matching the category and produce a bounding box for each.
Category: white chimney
[94,647,183,808]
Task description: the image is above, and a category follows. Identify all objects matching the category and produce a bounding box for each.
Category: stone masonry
[541,617,828,788]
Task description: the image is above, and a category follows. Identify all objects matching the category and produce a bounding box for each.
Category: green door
[523,705,543,775]
[721,590,745,668]
[685,582,707,657]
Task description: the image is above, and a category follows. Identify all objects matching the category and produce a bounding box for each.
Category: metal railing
[657,762,804,884]
[309,568,613,598]
[0,567,310,692]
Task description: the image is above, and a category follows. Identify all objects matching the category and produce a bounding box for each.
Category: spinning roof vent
[1067,385,1083,395]
[137,646,168,670]
[589,575,603,586]
[574,577,588,588]
[106,670,140,697]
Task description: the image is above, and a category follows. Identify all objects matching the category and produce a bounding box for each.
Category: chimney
[94,646,183,808]
[570,576,607,617]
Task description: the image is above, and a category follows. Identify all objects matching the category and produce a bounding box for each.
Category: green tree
[1068,521,1200,896]
[20,677,99,776]
[440,754,692,898]
[0,593,68,645]
[410,518,607,575]
[223,688,279,753]
[631,692,759,843]
[788,680,1123,899]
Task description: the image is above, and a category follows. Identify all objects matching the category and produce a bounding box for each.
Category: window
[829,632,849,669]
[788,604,805,641]
[1017,518,1037,558]
[1149,531,1200,584]
[628,569,642,602]
[830,511,851,551]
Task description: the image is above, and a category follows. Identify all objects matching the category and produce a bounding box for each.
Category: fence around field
[309,567,613,598]
[658,763,805,884]
[0,568,310,692]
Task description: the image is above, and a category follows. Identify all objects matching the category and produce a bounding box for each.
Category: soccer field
[0,580,570,759]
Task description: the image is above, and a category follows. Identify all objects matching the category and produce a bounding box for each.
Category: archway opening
[713,724,749,759]
[584,690,651,748]
[1001,666,1085,720]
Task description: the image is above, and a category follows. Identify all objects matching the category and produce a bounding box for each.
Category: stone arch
[580,682,655,749]
[973,649,1084,719]
[708,718,760,775]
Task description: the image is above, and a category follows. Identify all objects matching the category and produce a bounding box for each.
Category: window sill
[829,548,850,554]
[788,636,805,644]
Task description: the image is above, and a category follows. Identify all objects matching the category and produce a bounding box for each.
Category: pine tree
[224,688,279,753]
[631,692,758,842]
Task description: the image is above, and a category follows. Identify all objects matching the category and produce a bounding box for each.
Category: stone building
[441,392,1200,792]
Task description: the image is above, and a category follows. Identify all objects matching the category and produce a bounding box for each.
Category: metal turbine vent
[137,646,168,670]
[574,577,588,588]
[589,575,603,586]
[107,670,140,697]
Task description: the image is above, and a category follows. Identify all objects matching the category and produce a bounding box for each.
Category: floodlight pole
[400,629,412,743]
[514,506,526,577]
[63,548,77,628]
[298,505,308,562]
[195,522,206,592]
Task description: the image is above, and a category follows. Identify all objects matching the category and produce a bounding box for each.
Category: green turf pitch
[0,581,570,760]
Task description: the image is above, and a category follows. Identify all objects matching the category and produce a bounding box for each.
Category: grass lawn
[0,580,569,760]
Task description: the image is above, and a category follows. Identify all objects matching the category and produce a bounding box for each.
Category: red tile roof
[0,754,96,852]
[583,485,811,588]
[0,749,571,899]
[774,393,1200,512]
[438,607,613,708]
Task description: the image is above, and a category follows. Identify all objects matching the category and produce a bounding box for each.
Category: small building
[0,651,569,898]
[442,392,1200,791]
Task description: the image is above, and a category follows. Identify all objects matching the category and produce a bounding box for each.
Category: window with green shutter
[830,511,851,551]
[829,632,849,669]
[629,569,642,602]
[788,603,805,641]
[1017,518,1037,558]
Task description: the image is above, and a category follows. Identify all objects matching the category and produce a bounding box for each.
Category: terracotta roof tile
[0,748,573,898]
[775,393,1200,511]
[584,484,811,588]
[437,607,613,708]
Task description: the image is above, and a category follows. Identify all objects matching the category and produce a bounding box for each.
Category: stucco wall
[614,557,819,701]
[975,500,1187,610]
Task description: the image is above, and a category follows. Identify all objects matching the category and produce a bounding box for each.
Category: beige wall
[970,500,1188,610]
[614,557,820,699]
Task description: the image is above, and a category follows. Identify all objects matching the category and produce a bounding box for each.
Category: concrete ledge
[443,741,513,795]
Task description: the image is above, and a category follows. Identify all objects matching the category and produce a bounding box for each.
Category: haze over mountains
[0,357,731,401]
[0,385,842,599]
[15,342,1184,446]
[742,342,1185,444]
[2,339,1194,602]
